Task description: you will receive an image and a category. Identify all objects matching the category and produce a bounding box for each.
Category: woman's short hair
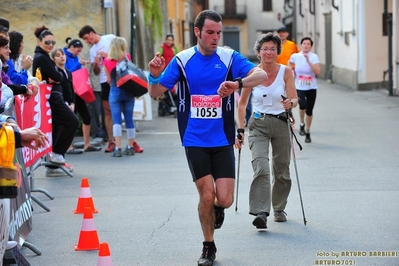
[254,32,282,55]
[300,37,313,46]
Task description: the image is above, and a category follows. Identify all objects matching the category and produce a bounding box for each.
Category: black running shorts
[185,146,235,182]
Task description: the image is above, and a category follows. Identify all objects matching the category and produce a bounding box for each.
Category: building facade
[295,0,398,93]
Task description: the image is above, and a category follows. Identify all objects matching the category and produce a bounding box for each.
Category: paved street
[21,79,399,266]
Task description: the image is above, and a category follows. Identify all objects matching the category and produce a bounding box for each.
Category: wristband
[148,73,161,85]
[237,128,244,134]
[233,77,243,90]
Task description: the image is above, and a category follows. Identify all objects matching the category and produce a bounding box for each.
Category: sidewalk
[22,80,399,266]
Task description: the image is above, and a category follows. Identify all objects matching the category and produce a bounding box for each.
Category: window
[263,0,272,11]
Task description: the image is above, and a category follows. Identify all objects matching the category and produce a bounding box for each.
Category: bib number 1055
[196,108,218,118]
[191,95,222,119]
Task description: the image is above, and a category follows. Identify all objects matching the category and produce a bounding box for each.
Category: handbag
[114,57,148,98]
[72,68,96,103]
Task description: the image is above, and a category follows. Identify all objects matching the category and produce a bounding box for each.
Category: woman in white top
[289,37,321,143]
[235,32,298,229]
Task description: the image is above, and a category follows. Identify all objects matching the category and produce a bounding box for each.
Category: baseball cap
[277,26,287,32]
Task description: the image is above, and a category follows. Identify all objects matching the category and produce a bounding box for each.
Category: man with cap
[276,26,300,66]
[276,26,299,123]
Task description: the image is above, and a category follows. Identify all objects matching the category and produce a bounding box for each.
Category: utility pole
[131,0,136,63]
[384,0,393,96]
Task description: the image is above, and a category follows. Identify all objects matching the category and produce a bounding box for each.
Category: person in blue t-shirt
[148,10,267,266]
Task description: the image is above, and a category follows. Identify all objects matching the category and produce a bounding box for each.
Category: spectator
[32,25,78,174]
[63,37,101,153]
[0,33,35,101]
[7,31,38,86]
[103,36,143,157]
[157,34,180,116]
[0,76,13,113]
[78,25,116,152]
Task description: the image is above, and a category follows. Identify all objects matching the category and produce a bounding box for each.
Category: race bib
[298,75,313,87]
[191,95,222,119]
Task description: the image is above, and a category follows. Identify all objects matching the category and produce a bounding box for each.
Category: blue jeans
[109,87,135,129]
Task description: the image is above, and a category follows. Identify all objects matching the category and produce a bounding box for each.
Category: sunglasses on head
[44,40,56,46]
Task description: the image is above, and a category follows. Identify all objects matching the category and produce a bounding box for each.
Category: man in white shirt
[79,25,116,152]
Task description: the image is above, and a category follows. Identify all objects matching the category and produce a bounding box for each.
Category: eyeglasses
[44,40,56,46]
[260,48,277,52]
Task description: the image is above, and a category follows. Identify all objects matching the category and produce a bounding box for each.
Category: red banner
[14,83,53,167]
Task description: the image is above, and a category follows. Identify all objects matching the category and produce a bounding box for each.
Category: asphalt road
[21,79,399,266]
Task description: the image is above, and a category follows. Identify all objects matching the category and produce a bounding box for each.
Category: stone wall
[1,0,105,61]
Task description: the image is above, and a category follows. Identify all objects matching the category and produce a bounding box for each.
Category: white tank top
[252,65,286,115]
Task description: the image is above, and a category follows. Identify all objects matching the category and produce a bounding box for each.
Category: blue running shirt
[159,46,255,147]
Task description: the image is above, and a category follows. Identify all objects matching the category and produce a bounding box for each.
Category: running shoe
[299,124,306,136]
[252,212,267,229]
[214,205,225,229]
[274,211,287,222]
[305,132,311,143]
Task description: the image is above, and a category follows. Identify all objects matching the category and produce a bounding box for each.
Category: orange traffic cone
[75,207,100,251]
[97,242,114,266]
[74,177,98,214]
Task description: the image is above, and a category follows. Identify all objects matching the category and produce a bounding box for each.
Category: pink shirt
[103,53,132,74]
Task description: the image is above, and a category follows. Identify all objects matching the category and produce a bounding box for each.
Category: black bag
[114,57,148,97]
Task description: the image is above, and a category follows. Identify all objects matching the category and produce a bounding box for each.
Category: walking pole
[281,96,307,225]
[235,134,243,212]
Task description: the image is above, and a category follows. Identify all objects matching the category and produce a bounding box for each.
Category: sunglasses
[44,40,56,46]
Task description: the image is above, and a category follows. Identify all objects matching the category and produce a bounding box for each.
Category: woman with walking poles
[235,32,298,230]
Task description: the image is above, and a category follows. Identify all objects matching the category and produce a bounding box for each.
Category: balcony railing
[213,5,247,20]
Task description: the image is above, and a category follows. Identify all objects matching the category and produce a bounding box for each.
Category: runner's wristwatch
[233,77,243,90]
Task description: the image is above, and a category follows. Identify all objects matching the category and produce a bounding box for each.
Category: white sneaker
[49,152,66,164]
[45,167,68,177]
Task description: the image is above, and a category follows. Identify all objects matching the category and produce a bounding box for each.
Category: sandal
[84,145,102,152]
[66,149,83,155]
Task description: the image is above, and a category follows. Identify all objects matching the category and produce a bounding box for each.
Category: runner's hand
[148,52,166,78]
[217,80,237,98]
